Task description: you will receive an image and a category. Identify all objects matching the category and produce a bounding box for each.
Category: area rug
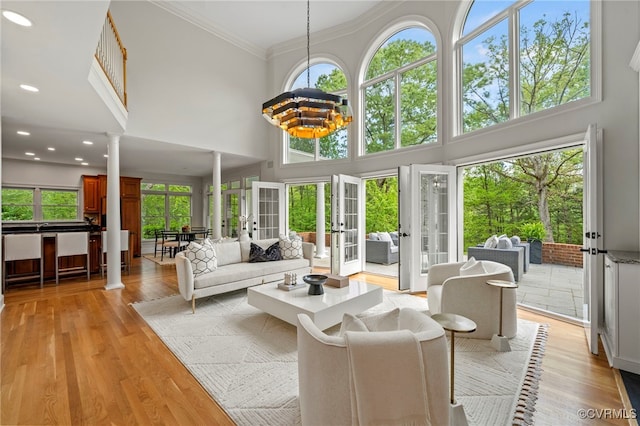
[142,254,175,266]
[131,289,547,426]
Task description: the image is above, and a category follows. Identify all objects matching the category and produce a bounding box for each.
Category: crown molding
[149,1,268,60]
[266,1,405,60]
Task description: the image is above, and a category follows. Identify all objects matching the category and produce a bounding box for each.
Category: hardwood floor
[1,260,631,425]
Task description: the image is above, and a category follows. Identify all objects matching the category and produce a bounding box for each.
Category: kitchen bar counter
[2,226,102,287]
[2,222,101,235]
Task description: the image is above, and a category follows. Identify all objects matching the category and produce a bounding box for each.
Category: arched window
[458,0,591,134]
[285,62,349,164]
[362,26,438,155]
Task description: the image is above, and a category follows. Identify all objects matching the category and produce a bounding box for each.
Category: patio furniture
[366,231,399,264]
[467,246,524,282]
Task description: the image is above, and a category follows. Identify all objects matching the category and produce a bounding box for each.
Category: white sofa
[297,309,449,426]
[427,260,517,339]
[175,238,314,312]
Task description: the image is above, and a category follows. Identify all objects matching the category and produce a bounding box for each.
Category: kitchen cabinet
[82,175,142,257]
[82,175,100,213]
[601,252,640,374]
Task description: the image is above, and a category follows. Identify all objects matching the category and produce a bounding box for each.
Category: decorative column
[212,152,222,240]
[105,133,124,290]
[315,182,328,258]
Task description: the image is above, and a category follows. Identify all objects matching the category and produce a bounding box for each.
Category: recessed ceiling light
[34,157,41,161]
[17,130,30,136]
[2,10,32,27]
[48,147,55,151]
[19,84,39,92]
[81,162,89,166]
[75,157,83,161]
[25,152,35,156]
[82,140,94,145]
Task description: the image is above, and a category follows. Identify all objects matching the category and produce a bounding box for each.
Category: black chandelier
[261,0,352,139]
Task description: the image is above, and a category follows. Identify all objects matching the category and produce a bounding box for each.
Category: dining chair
[161,231,189,260]
[55,232,90,284]
[3,234,44,291]
[101,230,130,278]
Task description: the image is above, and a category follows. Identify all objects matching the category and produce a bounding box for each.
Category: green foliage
[520,222,546,241]
[365,178,398,233]
[463,148,583,246]
[463,5,590,132]
[364,39,437,153]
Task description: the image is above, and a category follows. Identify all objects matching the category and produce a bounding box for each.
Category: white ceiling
[1,0,382,178]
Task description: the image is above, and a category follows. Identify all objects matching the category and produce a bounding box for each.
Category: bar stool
[55,232,90,284]
[101,230,130,278]
[3,234,44,291]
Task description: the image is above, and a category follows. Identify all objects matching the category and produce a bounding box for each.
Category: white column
[315,182,328,258]
[105,133,124,290]
[212,152,222,240]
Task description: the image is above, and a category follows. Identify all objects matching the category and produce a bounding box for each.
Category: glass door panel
[222,189,242,238]
[331,174,363,276]
[399,165,457,292]
[252,182,285,240]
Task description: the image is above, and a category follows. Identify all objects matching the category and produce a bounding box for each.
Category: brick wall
[296,233,584,268]
[542,242,583,268]
[297,232,330,247]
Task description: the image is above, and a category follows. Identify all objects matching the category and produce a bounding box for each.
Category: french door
[582,124,603,354]
[330,174,364,276]
[251,181,285,240]
[398,165,457,292]
[222,189,244,238]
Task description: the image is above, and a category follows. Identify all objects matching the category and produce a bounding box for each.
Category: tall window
[1,187,78,221]
[286,63,349,164]
[459,0,591,134]
[140,182,192,239]
[362,26,438,155]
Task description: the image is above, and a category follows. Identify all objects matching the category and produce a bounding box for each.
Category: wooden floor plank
[1,257,628,425]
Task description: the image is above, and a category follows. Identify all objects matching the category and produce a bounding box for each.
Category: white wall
[264,0,640,252]
[109,2,270,161]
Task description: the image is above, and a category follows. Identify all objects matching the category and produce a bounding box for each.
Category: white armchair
[297,308,449,426]
[427,260,517,339]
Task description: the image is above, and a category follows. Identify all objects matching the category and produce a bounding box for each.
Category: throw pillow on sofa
[248,242,282,262]
[497,236,513,249]
[378,232,395,246]
[368,232,379,240]
[185,240,217,276]
[484,235,499,248]
[279,235,303,259]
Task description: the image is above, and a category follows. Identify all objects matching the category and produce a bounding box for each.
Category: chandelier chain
[306,0,310,88]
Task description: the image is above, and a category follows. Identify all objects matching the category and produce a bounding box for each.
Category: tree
[463,7,590,131]
[462,5,589,243]
[505,150,583,242]
[364,38,437,153]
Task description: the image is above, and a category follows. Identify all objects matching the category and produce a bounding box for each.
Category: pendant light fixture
[261,0,352,139]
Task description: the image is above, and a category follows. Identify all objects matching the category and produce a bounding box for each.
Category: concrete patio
[315,254,584,320]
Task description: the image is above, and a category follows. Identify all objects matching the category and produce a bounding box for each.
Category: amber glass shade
[262,87,352,139]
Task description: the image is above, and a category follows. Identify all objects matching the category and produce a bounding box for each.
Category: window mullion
[394,72,401,149]
[509,5,520,120]
[34,188,42,221]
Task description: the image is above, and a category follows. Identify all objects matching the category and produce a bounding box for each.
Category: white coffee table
[247,280,383,330]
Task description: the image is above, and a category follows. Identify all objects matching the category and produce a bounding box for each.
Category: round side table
[431,313,477,405]
[486,279,518,351]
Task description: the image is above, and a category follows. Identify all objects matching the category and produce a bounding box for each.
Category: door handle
[579,248,590,253]
[401,232,410,237]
